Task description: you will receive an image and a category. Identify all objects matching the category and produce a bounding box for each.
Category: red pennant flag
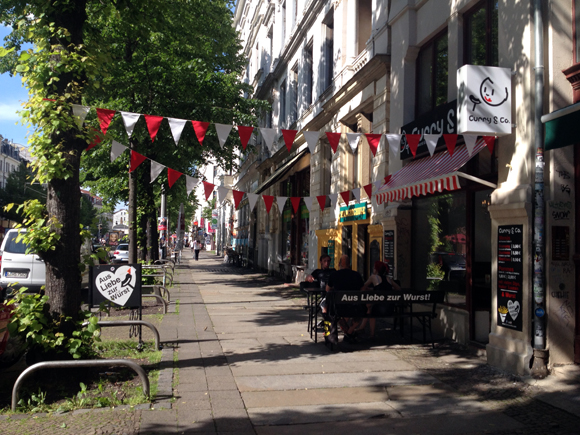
[233,190,245,209]
[363,183,373,198]
[167,168,183,188]
[130,150,147,172]
[340,190,350,204]
[365,134,382,157]
[96,108,116,135]
[237,126,254,150]
[263,195,274,214]
[443,134,458,156]
[203,181,214,201]
[482,136,496,154]
[192,121,210,146]
[384,175,392,185]
[281,129,298,152]
[316,195,327,212]
[85,129,102,151]
[144,115,163,142]
[326,132,341,154]
[290,197,301,214]
[405,134,421,158]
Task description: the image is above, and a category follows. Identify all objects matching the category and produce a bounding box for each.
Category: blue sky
[0,25,32,147]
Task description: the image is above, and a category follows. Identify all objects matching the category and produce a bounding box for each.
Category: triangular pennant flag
[144,115,164,142]
[130,150,147,172]
[281,129,298,152]
[203,181,215,200]
[424,134,440,157]
[276,196,288,212]
[110,140,127,162]
[464,135,478,156]
[86,130,102,151]
[482,136,495,154]
[263,195,275,214]
[232,190,245,209]
[215,123,233,148]
[186,176,199,197]
[316,195,327,212]
[386,134,401,157]
[405,134,421,158]
[303,197,313,212]
[374,179,384,191]
[346,133,360,152]
[443,134,458,156]
[340,190,350,204]
[96,108,116,135]
[247,193,259,211]
[120,111,140,138]
[290,197,301,214]
[326,132,341,154]
[192,121,210,146]
[363,183,373,198]
[167,168,183,188]
[352,188,361,202]
[237,125,254,150]
[217,186,229,204]
[365,134,382,157]
[260,128,276,153]
[168,118,187,145]
[329,193,339,209]
[303,131,319,154]
[150,160,165,183]
[72,104,90,127]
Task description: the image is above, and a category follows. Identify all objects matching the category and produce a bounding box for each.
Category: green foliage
[0,162,46,224]
[17,388,48,413]
[202,197,216,221]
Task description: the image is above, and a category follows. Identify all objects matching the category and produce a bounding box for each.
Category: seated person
[304,254,336,316]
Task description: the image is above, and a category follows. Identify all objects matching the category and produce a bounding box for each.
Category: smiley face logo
[469,76,509,111]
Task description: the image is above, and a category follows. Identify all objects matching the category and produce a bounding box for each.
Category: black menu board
[497,225,523,331]
[383,230,395,279]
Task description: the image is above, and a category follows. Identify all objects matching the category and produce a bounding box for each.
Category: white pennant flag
[386,134,401,157]
[303,131,319,154]
[352,187,361,202]
[260,128,276,153]
[120,112,140,138]
[217,186,229,204]
[167,118,187,145]
[424,134,440,157]
[464,135,477,156]
[110,140,127,162]
[303,196,313,212]
[329,193,339,210]
[247,193,259,211]
[186,176,199,197]
[215,123,233,148]
[150,160,165,183]
[276,196,288,213]
[346,133,360,152]
[72,104,90,127]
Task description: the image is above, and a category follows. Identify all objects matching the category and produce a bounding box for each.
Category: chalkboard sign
[383,230,395,279]
[90,264,142,309]
[497,225,523,331]
[327,240,335,269]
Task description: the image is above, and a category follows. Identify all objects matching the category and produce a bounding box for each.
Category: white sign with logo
[457,65,512,136]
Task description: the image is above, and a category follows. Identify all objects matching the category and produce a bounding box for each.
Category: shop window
[416,31,448,118]
[464,0,498,66]
[322,10,334,91]
[357,0,372,55]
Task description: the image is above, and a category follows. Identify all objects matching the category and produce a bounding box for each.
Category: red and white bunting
[72,104,90,127]
[168,168,182,188]
[326,132,341,154]
[482,136,496,154]
[237,126,254,150]
[329,193,339,210]
[303,197,312,213]
[443,134,457,156]
[168,118,187,145]
[263,195,274,214]
[346,133,360,152]
[365,134,382,157]
[363,183,373,199]
[405,134,421,158]
[247,193,259,211]
[215,123,232,148]
[352,187,361,203]
[260,128,276,153]
[144,115,163,142]
[130,150,146,172]
[424,134,440,157]
[120,112,140,138]
[290,197,301,214]
[282,129,298,152]
[316,195,327,212]
[232,190,244,209]
[386,134,401,157]
[203,181,215,201]
[186,176,199,197]
[97,108,116,135]
[340,190,350,205]
[192,121,210,146]
[217,186,229,204]
[110,140,127,162]
[150,160,165,183]
[303,131,319,154]
[464,135,478,156]
[276,196,288,213]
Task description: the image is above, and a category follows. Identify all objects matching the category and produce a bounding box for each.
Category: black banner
[90,264,142,309]
[332,290,445,304]
[383,230,395,278]
[497,225,523,331]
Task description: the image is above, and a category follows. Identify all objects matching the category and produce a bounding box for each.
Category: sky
[0,25,32,147]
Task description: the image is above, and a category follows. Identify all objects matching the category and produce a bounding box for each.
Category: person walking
[193,239,201,261]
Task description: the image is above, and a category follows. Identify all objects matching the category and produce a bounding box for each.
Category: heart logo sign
[508,300,520,321]
[96,265,137,307]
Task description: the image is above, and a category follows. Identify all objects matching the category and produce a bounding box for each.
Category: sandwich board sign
[90,264,142,309]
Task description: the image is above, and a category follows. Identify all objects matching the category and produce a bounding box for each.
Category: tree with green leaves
[0,161,46,223]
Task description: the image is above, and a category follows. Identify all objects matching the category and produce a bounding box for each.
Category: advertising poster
[497,225,523,331]
[383,230,395,279]
[90,264,142,309]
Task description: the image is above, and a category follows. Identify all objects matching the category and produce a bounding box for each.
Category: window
[464,0,498,66]
[282,2,286,44]
[322,11,334,91]
[290,64,298,124]
[279,80,287,128]
[305,41,313,106]
[357,0,372,55]
[268,27,274,71]
[575,0,580,62]
[416,31,448,117]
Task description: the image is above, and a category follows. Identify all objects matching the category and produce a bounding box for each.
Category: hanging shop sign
[211,210,218,230]
[497,225,523,331]
[383,230,395,279]
[457,65,512,136]
[339,202,368,222]
[90,264,142,309]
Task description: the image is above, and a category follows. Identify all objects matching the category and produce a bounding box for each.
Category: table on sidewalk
[300,282,326,343]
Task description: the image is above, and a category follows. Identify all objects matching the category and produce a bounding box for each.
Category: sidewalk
[2,251,580,434]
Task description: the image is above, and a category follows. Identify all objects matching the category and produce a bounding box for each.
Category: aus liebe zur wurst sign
[90,264,142,309]
[497,225,523,331]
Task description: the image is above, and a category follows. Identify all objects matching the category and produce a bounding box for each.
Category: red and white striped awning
[376,140,496,205]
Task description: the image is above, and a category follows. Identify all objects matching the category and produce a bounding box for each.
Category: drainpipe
[531,0,549,378]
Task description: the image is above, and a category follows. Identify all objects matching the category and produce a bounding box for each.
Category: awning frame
[254,146,309,194]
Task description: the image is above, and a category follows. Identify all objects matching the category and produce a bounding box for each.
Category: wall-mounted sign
[211,210,218,230]
[90,264,142,309]
[383,230,395,279]
[339,202,368,222]
[457,65,512,136]
[497,225,523,331]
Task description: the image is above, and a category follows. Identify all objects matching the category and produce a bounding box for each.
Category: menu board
[497,225,523,331]
[383,230,395,279]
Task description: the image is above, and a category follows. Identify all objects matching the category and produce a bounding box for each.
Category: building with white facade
[0,136,27,189]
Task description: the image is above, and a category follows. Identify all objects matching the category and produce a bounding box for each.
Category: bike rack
[82,320,161,350]
[142,284,171,303]
[12,359,150,411]
[142,294,168,314]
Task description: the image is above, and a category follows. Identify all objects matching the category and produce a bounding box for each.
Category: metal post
[160,185,167,259]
